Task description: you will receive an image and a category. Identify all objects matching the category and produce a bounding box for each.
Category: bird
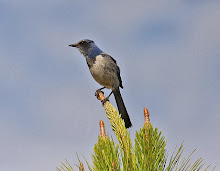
[69,39,132,128]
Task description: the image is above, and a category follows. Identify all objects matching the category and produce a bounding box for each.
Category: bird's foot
[101,97,109,105]
[95,89,104,97]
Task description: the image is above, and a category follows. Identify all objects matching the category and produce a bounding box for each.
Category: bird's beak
[69,43,77,47]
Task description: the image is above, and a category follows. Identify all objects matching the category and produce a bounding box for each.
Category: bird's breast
[93,55,105,68]
[89,55,119,89]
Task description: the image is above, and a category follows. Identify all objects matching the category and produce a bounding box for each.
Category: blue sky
[0,0,219,170]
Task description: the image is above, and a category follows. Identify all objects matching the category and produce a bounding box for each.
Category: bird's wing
[101,53,123,88]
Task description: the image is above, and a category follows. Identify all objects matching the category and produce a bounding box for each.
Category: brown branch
[144,107,150,126]
[144,107,150,141]
[99,120,106,137]
[112,161,115,171]
[78,162,84,171]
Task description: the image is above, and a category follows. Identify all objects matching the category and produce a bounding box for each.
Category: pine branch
[135,108,167,171]
[96,92,136,170]
[57,92,215,171]
[92,120,120,171]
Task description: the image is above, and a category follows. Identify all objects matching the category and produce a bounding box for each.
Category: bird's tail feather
[113,88,132,128]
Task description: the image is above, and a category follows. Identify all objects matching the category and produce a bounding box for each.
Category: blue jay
[69,39,132,128]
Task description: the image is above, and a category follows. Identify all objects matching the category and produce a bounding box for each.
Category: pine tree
[57,92,215,171]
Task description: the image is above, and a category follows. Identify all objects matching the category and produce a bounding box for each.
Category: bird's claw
[101,98,109,105]
[95,89,104,97]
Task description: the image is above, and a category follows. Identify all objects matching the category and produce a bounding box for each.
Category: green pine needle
[57,100,215,171]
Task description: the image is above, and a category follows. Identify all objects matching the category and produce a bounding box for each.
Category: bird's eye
[79,41,84,44]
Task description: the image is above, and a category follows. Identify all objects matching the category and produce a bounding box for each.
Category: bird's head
[69,39,102,57]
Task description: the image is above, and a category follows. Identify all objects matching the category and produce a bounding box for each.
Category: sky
[0,0,219,170]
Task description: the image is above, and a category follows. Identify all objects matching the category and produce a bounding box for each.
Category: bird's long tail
[113,88,132,128]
